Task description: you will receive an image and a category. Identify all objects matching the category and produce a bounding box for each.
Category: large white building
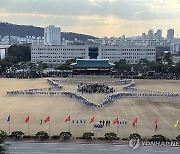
[44,25,61,45]
[31,44,156,65]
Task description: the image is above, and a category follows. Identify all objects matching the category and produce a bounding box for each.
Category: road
[5,142,180,154]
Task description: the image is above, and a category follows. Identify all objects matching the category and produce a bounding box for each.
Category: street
[5,142,180,154]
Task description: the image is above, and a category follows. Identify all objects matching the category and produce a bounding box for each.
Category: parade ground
[0,78,179,139]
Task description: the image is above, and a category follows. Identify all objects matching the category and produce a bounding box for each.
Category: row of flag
[131,118,180,130]
[6,115,179,128]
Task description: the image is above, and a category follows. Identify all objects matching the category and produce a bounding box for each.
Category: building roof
[71,59,115,68]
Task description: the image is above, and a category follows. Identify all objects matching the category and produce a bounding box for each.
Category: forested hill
[0,22,97,41]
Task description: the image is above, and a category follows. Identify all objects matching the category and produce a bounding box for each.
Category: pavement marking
[8,152,62,154]
[144,150,169,153]
[54,147,73,150]
[10,147,33,149]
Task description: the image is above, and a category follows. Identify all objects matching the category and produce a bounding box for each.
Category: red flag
[44,116,50,123]
[90,116,95,123]
[25,116,29,123]
[153,118,158,130]
[113,117,119,124]
[154,118,158,126]
[65,116,70,122]
[132,118,137,126]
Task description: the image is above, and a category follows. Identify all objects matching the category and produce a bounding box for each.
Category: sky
[0,0,180,37]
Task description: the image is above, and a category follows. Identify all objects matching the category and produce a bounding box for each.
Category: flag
[132,118,137,127]
[174,120,179,128]
[113,117,119,124]
[65,116,70,122]
[153,118,158,130]
[90,116,95,123]
[25,116,29,123]
[44,116,50,123]
[7,115,10,122]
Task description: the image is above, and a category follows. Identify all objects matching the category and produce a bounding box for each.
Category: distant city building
[0,45,10,59]
[167,29,174,40]
[171,38,180,52]
[141,33,147,40]
[31,44,156,65]
[44,25,61,45]
[32,37,44,46]
[154,29,162,40]
[147,29,154,39]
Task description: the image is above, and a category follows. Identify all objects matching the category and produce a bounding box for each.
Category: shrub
[0,130,8,154]
[122,138,129,141]
[11,131,24,139]
[51,135,60,140]
[97,137,105,140]
[75,137,83,140]
[35,131,49,140]
[83,132,94,140]
[149,135,167,142]
[60,132,72,140]
[176,135,180,141]
[0,130,7,144]
[23,135,32,139]
[0,146,5,154]
[129,133,141,140]
[104,132,119,141]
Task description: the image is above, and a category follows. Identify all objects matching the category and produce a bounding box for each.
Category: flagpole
[135,123,137,134]
[154,127,157,135]
[155,128,157,135]
[69,121,71,132]
[9,121,10,136]
[28,122,29,136]
[49,120,51,137]
[178,122,179,135]
[93,121,94,134]
[117,123,118,135]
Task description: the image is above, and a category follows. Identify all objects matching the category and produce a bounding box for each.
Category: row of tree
[114,58,180,74]
[1,129,180,153]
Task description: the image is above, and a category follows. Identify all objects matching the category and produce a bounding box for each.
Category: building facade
[147,29,154,39]
[167,29,174,40]
[44,25,61,45]
[31,44,156,65]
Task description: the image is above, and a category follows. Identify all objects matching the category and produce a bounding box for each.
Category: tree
[59,132,72,140]
[6,44,31,64]
[10,131,24,139]
[176,135,180,141]
[83,132,94,140]
[34,131,49,140]
[150,63,168,73]
[114,59,129,72]
[138,59,150,73]
[0,130,7,153]
[174,62,180,73]
[163,52,173,65]
[129,133,141,140]
[0,60,12,74]
[149,135,167,142]
[156,57,162,64]
[104,132,119,141]
[37,62,48,70]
